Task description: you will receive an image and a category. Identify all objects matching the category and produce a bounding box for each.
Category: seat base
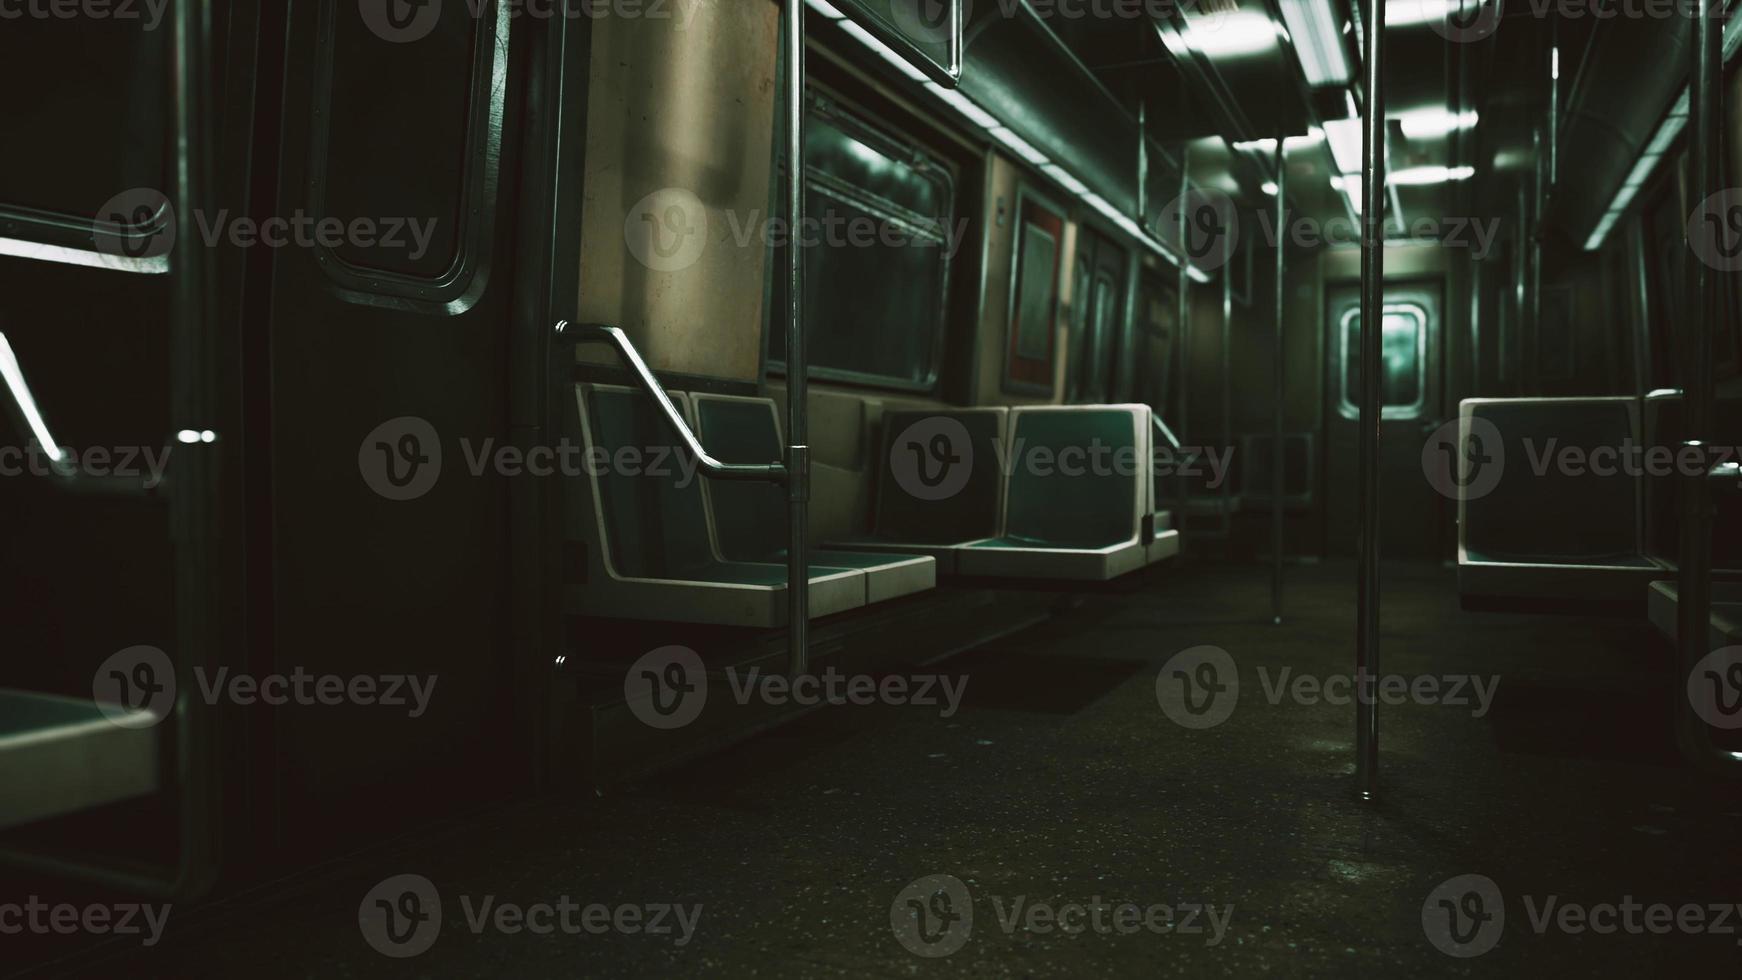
[825,539,979,576]
[1146,529,1182,564]
[955,537,1151,581]
[566,563,866,627]
[738,548,937,605]
[0,690,160,832]
[809,550,936,603]
[1647,580,1742,648]
[1458,552,1666,604]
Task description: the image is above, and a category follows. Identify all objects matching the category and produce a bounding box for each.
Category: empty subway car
[2,0,1741,976]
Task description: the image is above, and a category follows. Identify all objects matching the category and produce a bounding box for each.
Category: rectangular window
[1004,191,1065,394]
[1339,303,1427,420]
[0,16,167,268]
[308,0,508,304]
[767,97,955,390]
[1013,224,1058,360]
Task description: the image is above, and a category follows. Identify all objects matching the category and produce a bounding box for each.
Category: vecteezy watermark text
[890,874,1232,958]
[1156,646,1500,730]
[358,874,700,959]
[0,897,171,947]
[357,416,726,501]
[1421,416,1742,501]
[622,187,971,273]
[0,441,172,487]
[1422,873,1742,958]
[92,646,438,728]
[0,0,168,29]
[91,188,439,262]
[624,646,967,729]
[885,415,1232,503]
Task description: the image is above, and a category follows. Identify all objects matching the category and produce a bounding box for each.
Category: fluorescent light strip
[989,126,1049,167]
[1647,115,1685,155]
[838,21,927,82]
[1184,12,1286,58]
[1589,15,1742,250]
[1278,0,1353,86]
[803,0,845,17]
[1324,117,1364,175]
[1231,129,1326,154]
[1388,0,1460,28]
[925,82,999,130]
[1041,163,1089,196]
[0,332,65,463]
[1389,165,1475,186]
[1584,214,1619,252]
[1395,107,1478,141]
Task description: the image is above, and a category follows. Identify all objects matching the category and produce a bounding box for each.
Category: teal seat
[1,689,158,832]
[564,385,865,626]
[955,405,1175,580]
[829,407,1010,574]
[690,394,935,604]
[1458,397,1664,605]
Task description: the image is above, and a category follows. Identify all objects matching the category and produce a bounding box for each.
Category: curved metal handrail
[553,321,788,485]
[1151,413,1182,454]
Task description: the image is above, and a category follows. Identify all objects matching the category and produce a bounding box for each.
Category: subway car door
[1131,269,1178,416]
[0,10,213,891]
[1074,229,1127,402]
[258,0,524,848]
[1323,281,1445,559]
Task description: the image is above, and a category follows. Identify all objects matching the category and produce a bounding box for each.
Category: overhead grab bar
[553,321,789,485]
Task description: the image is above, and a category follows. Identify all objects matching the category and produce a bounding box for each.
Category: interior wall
[574,0,778,382]
[767,382,948,541]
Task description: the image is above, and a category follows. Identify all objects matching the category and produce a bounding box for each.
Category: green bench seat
[954,405,1177,580]
[829,407,1010,575]
[689,394,935,604]
[564,384,865,626]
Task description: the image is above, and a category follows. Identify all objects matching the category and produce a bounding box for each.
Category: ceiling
[1037,0,1574,248]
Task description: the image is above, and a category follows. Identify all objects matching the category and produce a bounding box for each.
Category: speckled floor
[36,561,1742,977]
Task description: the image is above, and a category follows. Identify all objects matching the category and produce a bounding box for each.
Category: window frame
[1336,301,1429,421]
[0,22,170,275]
[304,0,508,314]
[763,90,958,393]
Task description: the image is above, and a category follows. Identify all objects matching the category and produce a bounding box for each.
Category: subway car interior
[5,0,1742,975]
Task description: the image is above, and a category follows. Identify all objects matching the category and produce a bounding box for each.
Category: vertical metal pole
[1354,0,1385,803]
[1176,162,1191,510]
[1529,129,1545,391]
[1271,136,1287,626]
[1137,101,1148,234]
[785,0,809,677]
[1677,0,1734,767]
[1221,238,1233,536]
